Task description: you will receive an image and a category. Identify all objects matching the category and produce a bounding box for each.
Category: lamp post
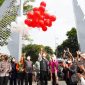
[55,37,58,57]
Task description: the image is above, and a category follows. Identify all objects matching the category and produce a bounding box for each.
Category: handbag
[71,73,78,84]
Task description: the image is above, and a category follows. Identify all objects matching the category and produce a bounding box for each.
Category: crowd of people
[61,49,85,85]
[0,48,85,85]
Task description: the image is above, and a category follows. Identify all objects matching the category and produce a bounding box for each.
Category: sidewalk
[32,81,66,85]
[8,80,66,85]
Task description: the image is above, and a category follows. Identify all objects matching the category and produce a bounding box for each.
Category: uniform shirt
[40,58,48,71]
[0,61,12,77]
[35,61,40,73]
[25,60,33,73]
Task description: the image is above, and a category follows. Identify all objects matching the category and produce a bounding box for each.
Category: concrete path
[32,81,66,85]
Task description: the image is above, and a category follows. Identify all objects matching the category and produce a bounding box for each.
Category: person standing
[0,55,12,85]
[10,57,17,85]
[24,56,33,85]
[34,57,41,85]
[16,56,25,85]
[40,51,49,85]
[63,59,78,85]
[49,54,59,85]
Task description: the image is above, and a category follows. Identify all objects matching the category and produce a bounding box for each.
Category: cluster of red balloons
[24,1,56,31]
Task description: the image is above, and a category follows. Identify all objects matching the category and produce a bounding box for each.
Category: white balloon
[11,22,17,27]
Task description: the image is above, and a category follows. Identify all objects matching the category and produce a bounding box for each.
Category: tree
[44,46,53,55]
[22,34,33,47]
[44,46,54,61]
[56,28,79,57]
[65,28,79,53]
[0,0,4,6]
[22,44,54,63]
[56,45,63,58]
[22,44,44,63]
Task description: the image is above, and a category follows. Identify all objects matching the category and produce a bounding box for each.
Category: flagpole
[20,0,23,16]
[18,0,23,61]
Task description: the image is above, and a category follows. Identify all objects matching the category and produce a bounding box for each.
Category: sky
[27,0,76,50]
[0,0,85,55]
[26,0,85,51]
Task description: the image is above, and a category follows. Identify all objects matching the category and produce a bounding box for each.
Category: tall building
[73,0,85,52]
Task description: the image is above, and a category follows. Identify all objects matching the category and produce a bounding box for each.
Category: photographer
[63,48,74,61]
[62,49,79,85]
[62,59,78,85]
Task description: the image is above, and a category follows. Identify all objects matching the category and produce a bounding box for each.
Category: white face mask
[12,58,15,62]
[27,56,30,60]
[43,53,46,57]
[78,58,80,61]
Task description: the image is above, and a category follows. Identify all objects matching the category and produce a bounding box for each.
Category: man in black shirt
[40,52,48,85]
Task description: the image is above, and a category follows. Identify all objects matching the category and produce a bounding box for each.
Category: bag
[57,66,64,79]
[71,73,78,84]
[57,71,64,79]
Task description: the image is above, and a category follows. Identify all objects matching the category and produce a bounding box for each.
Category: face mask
[12,58,15,62]
[78,58,80,61]
[43,53,46,57]
[27,56,30,60]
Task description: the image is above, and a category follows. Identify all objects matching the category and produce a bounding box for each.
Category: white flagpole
[18,0,23,61]
[72,0,85,52]
[20,0,23,16]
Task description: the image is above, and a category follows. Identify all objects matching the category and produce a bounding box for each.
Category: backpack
[71,73,78,84]
[69,63,79,84]
[57,66,64,79]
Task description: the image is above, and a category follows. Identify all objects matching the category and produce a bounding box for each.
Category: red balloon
[31,21,36,28]
[44,19,52,27]
[24,19,29,25]
[39,20,44,27]
[25,1,56,31]
[27,12,33,19]
[33,7,39,11]
[26,19,33,27]
[40,1,46,7]
[50,15,56,21]
[42,26,47,31]
[35,20,40,28]
[39,6,45,14]
[44,13,50,19]
[39,15,44,20]
[34,11,40,18]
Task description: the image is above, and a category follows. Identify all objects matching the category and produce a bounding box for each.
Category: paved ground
[8,80,66,85]
[32,81,66,85]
